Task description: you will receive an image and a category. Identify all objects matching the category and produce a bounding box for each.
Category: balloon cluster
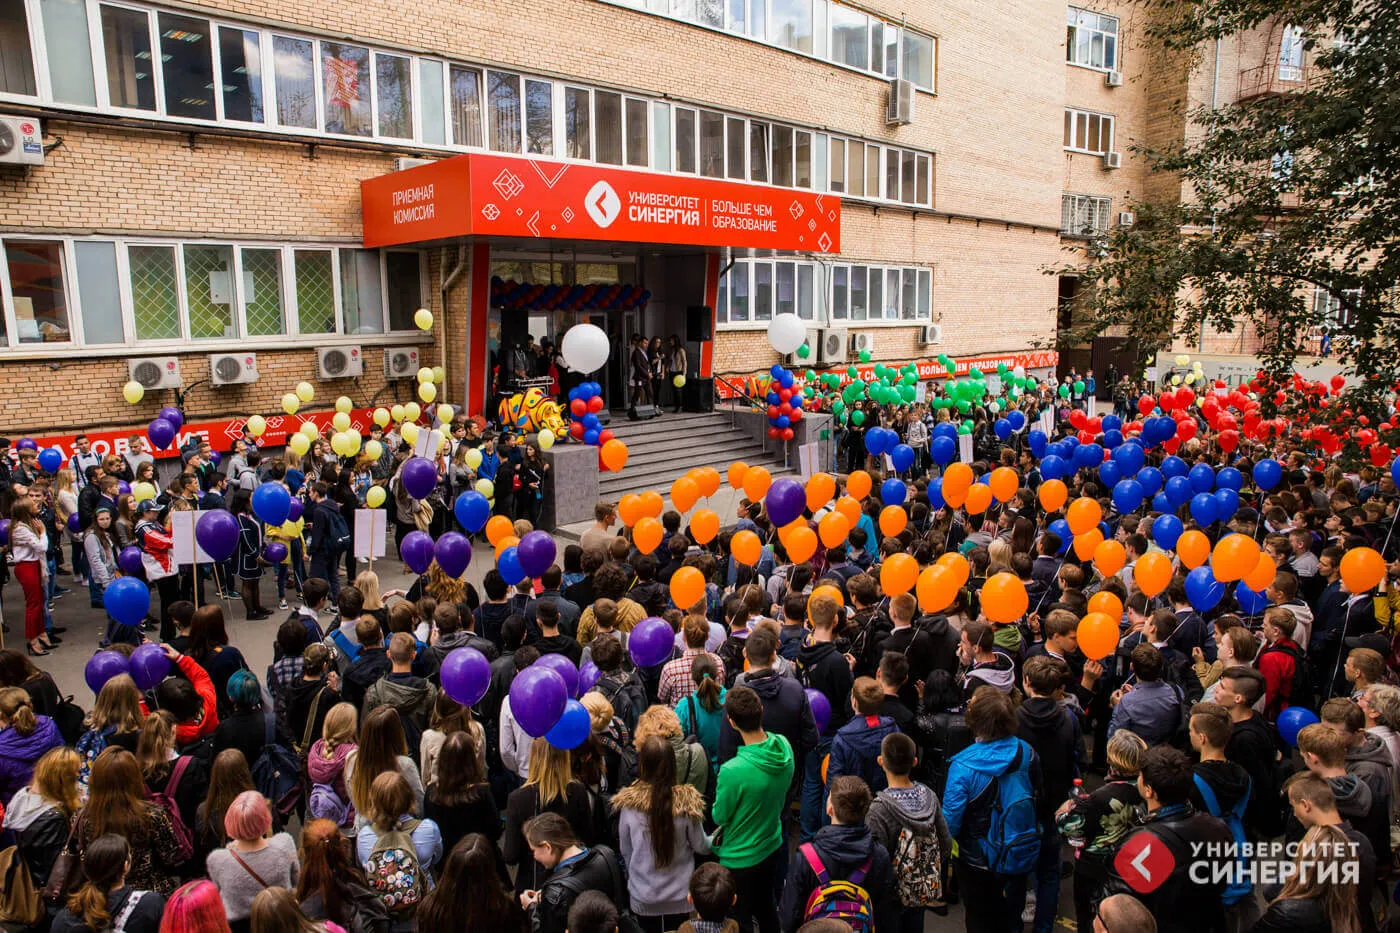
[764,365,805,440]
[491,277,651,313]
[566,382,629,472]
[146,406,184,451]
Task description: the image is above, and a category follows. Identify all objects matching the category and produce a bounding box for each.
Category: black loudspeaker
[629,404,661,421]
[683,378,714,412]
[686,305,713,342]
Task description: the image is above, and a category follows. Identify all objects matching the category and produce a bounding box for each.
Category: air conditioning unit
[885,79,915,126]
[394,157,435,172]
[784,328,822,367]
[1103,151,1122,170]
[385,347,420,379]
[128,356,181,390]
[850,332,875,356]
[817,328,847,365]
[317,346,363,380]
[0,115,43,166]
[1105,70,1123,87]
[919,325,943,346]
[1118,211,1136,227]
[209,353,258,386]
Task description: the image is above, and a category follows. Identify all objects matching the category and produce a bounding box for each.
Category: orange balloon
[690,509,719,545]
[881,553,919,595]
[1211,533,1260,583]
[1341,546,1386,593]
[633,516,663,555]
[942,463,973,509]
[819,511,852,548]
[1077,612,1119,661]
[669,566,706,611]
[917,566,958,613]
[988,467,1019,504]
[965,483,994,516]
[731,529,762,566]
[670,476,699,513]
[937,551,971,587]
[777,518,806,546]
[981,572,1029,623]
[617,494,643,528]
[485,515,514,546]
[1073,529,1104,562]
[743,466,772,503]
[696,467,722,499]
[786,526,819,564]
[1176,530,1211,569]
[806,473,837,512]
[728,462,749,491]
[833,496,862,531]
[639,490,665,519]
[1244,553,1278,593]
[879,505,908,538]
[1038,479,1068,513]
[1066,497,1102,536]
[1093,539,1127,577]
[847,470,872,500]
[494,534,519,560]
[1087,590,1123,620]
[1133,551,1172,597]
[809,584,845,610]
[600,438,629,472]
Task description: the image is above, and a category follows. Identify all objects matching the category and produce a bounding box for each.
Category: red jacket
[1257,637,1300,719]
[172,654,219,745]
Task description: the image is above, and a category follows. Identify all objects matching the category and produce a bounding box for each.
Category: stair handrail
[713,375,764,411]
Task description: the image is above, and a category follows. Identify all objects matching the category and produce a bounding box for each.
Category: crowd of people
[0,372,1395,933]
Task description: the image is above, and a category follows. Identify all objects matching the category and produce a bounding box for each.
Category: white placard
[1143,367,1159,383]
[914,382,927,403]
[414,429,442,459]
[355,509,387,561]
[172,509,212,565]
[986,375,1002,397]
[1039,409,1054,436]
[798,443,813,480]
[883,453,896,473]
[958,435,973,463]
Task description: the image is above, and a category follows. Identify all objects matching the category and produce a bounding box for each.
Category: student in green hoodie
[711,684,794,933]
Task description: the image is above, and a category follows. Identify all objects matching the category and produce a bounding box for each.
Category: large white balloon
[561,323,610,373]
[767,313,807,355]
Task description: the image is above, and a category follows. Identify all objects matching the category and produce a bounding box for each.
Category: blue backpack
[1193,774,1252,905]
[967,740,1041,875]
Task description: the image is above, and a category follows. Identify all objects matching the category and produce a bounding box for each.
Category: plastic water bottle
[1067,778,1090,849]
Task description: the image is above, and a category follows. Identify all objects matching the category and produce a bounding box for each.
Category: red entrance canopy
[362,152,841,253]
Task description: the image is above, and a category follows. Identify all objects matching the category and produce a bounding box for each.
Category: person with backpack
[659,617,726,707]
[866,733,950,933]
[3,746,80,894]
[796,592,854,840]
[212,671,284,774]
[70,748,189,896]
[827,677,901,800]
[1257,607,1310,718]
[635,706,709,799]
[341,621,392,712]
[51,834,165,933]
[520,812,627,933]
[0,686,64,807]
[590,636,647,734]
[137,712,207,840]
[1216,667,1285,839]
[287,646,340,757]
[355,771,442,931]
[676,655,726,774]
[777,775,895,933]
[295,818,391,933]
[76,674,144,798]
[364,634,438,758]
[1186,703,1255,929]
[306,703,359,831]
[206,791,298,933]
[346,708,423,834]
[941,686,1042,933]
[308,483,349,603]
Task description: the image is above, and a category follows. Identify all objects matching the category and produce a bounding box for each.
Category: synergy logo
[1113,834,1175,893]
[585,180,622,228]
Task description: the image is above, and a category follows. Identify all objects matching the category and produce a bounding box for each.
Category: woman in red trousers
[10,497,55,656]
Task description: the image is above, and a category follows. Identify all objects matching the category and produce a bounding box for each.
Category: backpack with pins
[365,819,426,916]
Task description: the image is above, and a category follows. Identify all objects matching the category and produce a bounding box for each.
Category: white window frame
[1279,25,1305,81]
[1066,6,1119,72]
[1060,193,1112,237]
[1064,107,1114,155]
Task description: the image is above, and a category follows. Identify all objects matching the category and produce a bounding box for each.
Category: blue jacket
[478,450,500,481]
[943,735,1041,870]
[1108,680,1183,747]
[828,714,900,792]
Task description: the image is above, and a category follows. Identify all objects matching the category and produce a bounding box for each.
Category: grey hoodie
[363,672,438,736]
[1347,733,1396,819]
[866,781,952,877]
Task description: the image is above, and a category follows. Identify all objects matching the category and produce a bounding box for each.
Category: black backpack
[597,673,647,732]
[1258,643,1316,712]
[322,508,352,553]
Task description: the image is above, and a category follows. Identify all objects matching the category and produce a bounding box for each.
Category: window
[830,5,867,69]
[625,97,648,166]
[715,269,729,324]
[902,31,934,88]
[773,125,793,186]
[418,60,445,145]
[1066,7,1117,70]
[74,242,124,344]
[730,262,749,321]
[128,245,180,341]
[749,122,769,183]
[4,240,69,343]
[449,66,482,147]
[563,87,590,159]
[41,0,96,105]
[797,265,813,319]
[273,36,315,128]
[385,252,422,331]
[1280,25,1304,80]
[901,149,915,202]
[776,262,795,317]
[652,102,670,171]
[901,268,917,319]
[829,138,845,192]
[525,79,553,154]
[885,148,898,201]
[486,71,521,151]
[770,0,811,52]
[867,265,881,319]
[884,269,899,318]
[1313,286,1361,329]
[241,247,286,336]
[375,53,413,139]
[846,140,864,196]
[916,154,931,205]
[831,265,847,320]
[101,5,155,110]
[675,107,696,172]
[726,117,745,179]
[219,27,264,123]
[753,261,773,321]
[159,13,214,119]
[339,248,383,334]
[795,131,811,188]
[1064,108,1113,154]
[594,90,622,164]
[183,244,236,339]
[865,144,880,196]
[884,25,897,77]
[849,265,867,320]
[869,20,883,74]
[697,0,723,27]
[321,42,371,136]
[294,249,336,334]
[699,110,723,178]
[918,269,932,319]
[0,0,37,96]
[1060,194,1111,236]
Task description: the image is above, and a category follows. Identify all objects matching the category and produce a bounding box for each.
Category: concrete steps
[598,411,795,500]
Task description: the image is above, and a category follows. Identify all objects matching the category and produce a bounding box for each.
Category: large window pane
[159,13,214,119]
[868,265,881,320]
[869,21,883,73]
[385,252,421,331]
[866,145,880,197]
[0,0,37,96]
[322,42,371,136]
[42,0,95,105]
[273,36,315,128]
[771,0,811,51]
[219,27,263,123]
[814,133,827,192]
[128,245,179,341]
[749,122,768,183]
[418,60,444,145]
[565,87,590,159]
[901,269,917,319]
[625,97,647,166]
[487,71,521,151]
[697,0,723,27]
[748,0,764,39]
[449,66,482,147]
[797,264,813,320]
[5,240,68,343]
[831,266,847,320]
[916,154,931,204]
[730,262,749,321]
[754,262,772,322]
[726,117,745,179]
[699,110,723,178]
[675,107,695,172]
[375,53,412,139]
[240,248,285,337]
[183,244,236,340]
[901,149,916,202]
[885,26,898,76]
[902,31,934,88]
[101,5,155,111]
[829,139,845,192]
[830,5,867,70]
[294,249,336,334]
[776,262,795,317]
[652,102,670,171]
[884,269,899,318]
[594,90,622,164]
[885,148,899,200]
[847,140,864,196]
[795,131,811,188]
[850,266,867,320]
[338,249,382,335]
[773,126,793,186]
[715,271,728,324]
[521,79,551,155]
[73,242,123,344]
[918,269,932,319]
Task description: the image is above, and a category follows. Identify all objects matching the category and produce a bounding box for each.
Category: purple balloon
[578,659,601,695]
[440,646,492,706]
[129,643,171,691]
[148,417,177,451]
[401,530,435,575]
[806,688,832,733]
[117,480,131,495]
[85,650,130,696]
[537,653,580,698]
[629,616,675,668]
[434,531,472,578]
[286,498,303,523]
[400,457,438,500]
[117,545,144,576]
[209,450,222,466]
[66,512,81,534]
[14,438,36,452]
[509,665,569,737]
[516,530,557,579]
[0,519,10,545]
[765,477,806,528]
[159,406,184,430]
[262,542,288,564]
[194,509,240,561]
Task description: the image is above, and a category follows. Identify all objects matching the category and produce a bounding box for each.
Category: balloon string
[1327,599,1354,702]
[1381,508,1400,558]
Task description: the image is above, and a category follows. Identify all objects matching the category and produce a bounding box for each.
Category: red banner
[715,351,1059,399]
[363,153,840,254]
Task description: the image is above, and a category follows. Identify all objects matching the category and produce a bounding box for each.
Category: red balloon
[767,405,780,418]
[1138,397,1155,416]
[790,408,803,422]
[1219,430,1239,453]
[1077,430,1095,445]
[570,421,585,439]
[778,387,792,402]
[1176,420,1197,442]
[781,427,795,440]
[570,398,587,416]
[1070,410,1087,429]
[598,429,615,444]
[1162,437,1181,454]
[1331,374,1346,391]
[587,396,604,413]
[1086,417,1102,434]
[768,427,781,439]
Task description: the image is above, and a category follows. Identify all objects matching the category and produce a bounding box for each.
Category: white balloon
[767,313,807,355]
[560,323,610,374]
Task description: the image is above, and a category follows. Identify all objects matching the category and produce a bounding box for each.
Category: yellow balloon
[436,405,454,425]
[1184,372,1196,385]
[246,415,267,437]
[538,429,555,451]
[335,396,353,414]
[475,478,495,498]
[390,404,405,423]
[366,486,386,508]
[418,382,437,403]
[1174,354,1191,366]
[300,422,320,440]
[1171,374,1182,385]
[295,381,315,403]
[281,393,300,415]
[432,366,446,384]
[132,482,157,502]
[373,407,391,428]
[403,403,421,422]
[332,412,351,433]
[401,422,420,445]
[465,448,483,470]
[364,439,383,461]
[414,308,433,331]
[343,429,362,455]
[122,381,145,405]
[287,433,310,456]
[417,367,434,384]
[673,375,686,388]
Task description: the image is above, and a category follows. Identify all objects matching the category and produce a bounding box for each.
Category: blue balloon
[1072,443,1102,471]
[790,395,804,410]
[1165,476,1193,507]
[1216,467,1243,492]
[1235,582,1270,616]
[1062,436,1081,452]
[1136,467,1163,496]
[933,422,958,441]
[583,428,600,446]
[1099,460,1122,488]
[1214,488,1240,521]
[251,482,292,526]
[454,491,492,533]
[1185,565,1226,612]
[498,545,526,586]
[976,472,991,486]
[775,415,790,429]
[1277,706,1320,746]
[582,413,600,431]
[767,391,780,405]
[1102,429,1124,449]
[930,436,956,466]
[1161,456,1188,479]
[544,698,592,750]
[1152,514,1184,550]
[1007,411,1026,431]
[866,429,890,456]
[1028,430,1047,458]
[1048,520,1072,553]
[994,419,1012,441]
[1040,455,1066,481]
[927,478,945,510]
[1254,459,1283,491]
[1112,479,1144,514]
[1188,463,1215,493]
[891,444,916,473]
[770,364,784,379]
[1190,492,1219,526]
[881,478,907,507]
[103,576,150,628]
[568,387,580,401]
[778,370,795,389]
[1112,442,1145,475]
[37,448,62,474]
[1102,415,1122,432]
[1152,491,1171,513]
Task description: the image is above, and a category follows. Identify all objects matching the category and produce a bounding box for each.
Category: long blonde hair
[1273,824,1360,933]
[426,563,466,603]
[87,674,144,734]
[54,469,76,501]
[319,703,358,758]
[135,711,176,781]
[355,571,384,611]
[525,736,573,807]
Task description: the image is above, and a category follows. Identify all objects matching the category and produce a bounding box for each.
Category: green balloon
[945,361,957,375]
[956,399,972,413]
[833,401,845,414]
[851,410,866,425]
[805,370,817,381]
[859,349,872,363]
[997,363,1009,375]
[899,385,916,402]
[1059,384,1070,398]
[957,423,972,435]
[969,368,983,379]
[797,343,811,358]
[847,366,858,378]
[803,386,814,397]
[1073,380,1085,393]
